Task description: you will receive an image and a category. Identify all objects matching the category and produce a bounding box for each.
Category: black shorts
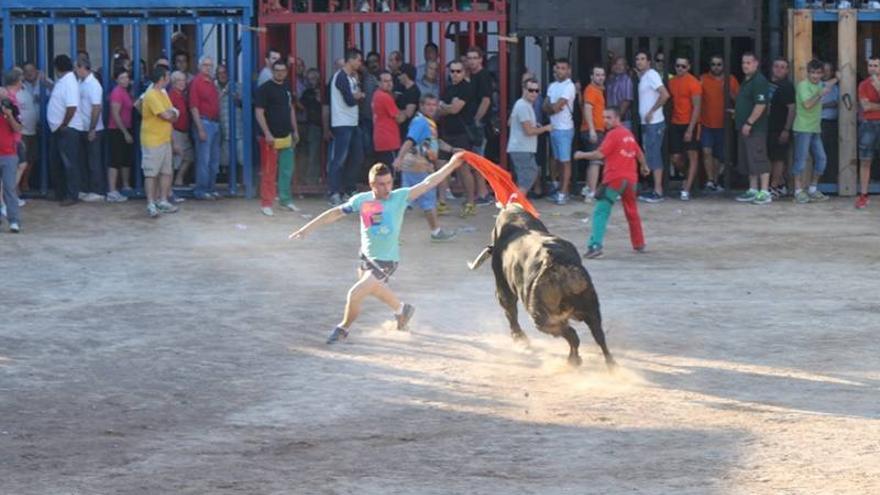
[16,141,26,164]
[669,124,701,154]
[359,254,398,283]
[108,128,134,169]
[766,131,790,161]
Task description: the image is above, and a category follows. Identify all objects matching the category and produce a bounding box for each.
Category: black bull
[468,204,616,368]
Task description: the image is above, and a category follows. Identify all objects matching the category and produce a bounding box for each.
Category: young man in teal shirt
[792,59,836,203]
[290,152,466,344]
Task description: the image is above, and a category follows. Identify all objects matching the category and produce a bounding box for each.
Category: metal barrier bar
[38,21,49,195]
[226,21,238,195]
[132,21,144,192]
[241,15,254,198]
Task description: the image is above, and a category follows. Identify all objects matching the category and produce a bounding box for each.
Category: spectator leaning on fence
[169,70,194,189]
[328,48,366,206]
[855,55,880,209]
[140,67,180,218]
[734,52,772,205]
[47,54,82,206]
[635,50,670,203]
[255,60,300,217]
[792,59,835,204]
[700,55,739,193]
[667,55,702,201]
[580,65,606,202]
[75,56,105,202]
[544,58,576,205]
[190,55,222,200]
[1,76,23,232]
[106,67,134,202]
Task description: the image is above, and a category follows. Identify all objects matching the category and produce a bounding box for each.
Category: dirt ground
[1,194,879,495]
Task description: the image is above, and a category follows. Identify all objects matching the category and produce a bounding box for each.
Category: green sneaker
[736,189,758,202]
[752,190,772,205]
[808,190,829,202]
[794,190,811,204]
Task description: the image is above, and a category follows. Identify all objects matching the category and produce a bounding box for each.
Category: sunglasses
[710,62,723,67]
[450,69,463,73]
[526,88,540,93]
[675,64,688,69]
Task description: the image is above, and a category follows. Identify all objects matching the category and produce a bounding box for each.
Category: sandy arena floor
[1,194,879,494]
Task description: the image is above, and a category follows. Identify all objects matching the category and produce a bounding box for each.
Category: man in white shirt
[47,54,82,205]
[327,48,365,206]
[635,50,670,203]
[75,57,105,202]
[257,48,281,87]
[542,58,576,204]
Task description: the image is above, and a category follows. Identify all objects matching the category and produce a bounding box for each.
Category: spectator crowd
[0,39,877,237]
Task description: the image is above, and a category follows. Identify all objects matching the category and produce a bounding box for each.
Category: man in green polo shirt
[734,52,772,205]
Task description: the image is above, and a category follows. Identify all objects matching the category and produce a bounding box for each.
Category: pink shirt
[109,86,133,129]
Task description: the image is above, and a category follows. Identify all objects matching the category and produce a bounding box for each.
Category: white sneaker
[82,192,105,202]
[9,222,20,233]
[17,198,26,207]
[580,185,592,198]
[444,190,457,201]
[0,204,6,217]
[282,202,299,212]
[358,0,370,12]
[381,0,391,11]
[261,206,275,216]
[680,191,690,201]
[78,192,88,201]
[106,191,128,203]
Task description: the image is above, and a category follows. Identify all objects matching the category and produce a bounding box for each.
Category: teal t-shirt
[342,187,412,262]
[794,79,822,133]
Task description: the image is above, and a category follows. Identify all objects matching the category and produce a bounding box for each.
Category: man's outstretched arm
[407,151,466,201]
[289,206,346,239]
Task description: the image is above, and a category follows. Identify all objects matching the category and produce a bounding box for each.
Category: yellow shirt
[141,88,173,148]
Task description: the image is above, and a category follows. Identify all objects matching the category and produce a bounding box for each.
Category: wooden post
[792,9,813,186]
[838,9,858,196]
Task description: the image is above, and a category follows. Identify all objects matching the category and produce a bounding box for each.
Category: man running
[290,152,466,344]
[574,107,649,259]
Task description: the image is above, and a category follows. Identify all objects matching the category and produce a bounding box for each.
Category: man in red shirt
[372,71,405,166]
[667,56,702,201]
[575,106,650,259]
[1,86,23,232]
[856,55,880,209]
[168,71,194,188]
[188,55,222,200]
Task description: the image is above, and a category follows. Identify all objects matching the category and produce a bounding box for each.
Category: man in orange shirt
[580,66,605,202]
[667,56,702,201]
[700,55,739,193]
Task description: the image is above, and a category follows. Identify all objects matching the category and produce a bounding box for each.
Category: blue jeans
[193,119,221,197]
[642,122,666,170]
[50,127,82,201]
[328,126,364,195]
[1,154,20,223]
[792,131,827,176]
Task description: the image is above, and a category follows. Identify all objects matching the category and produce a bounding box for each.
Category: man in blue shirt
[290,152,466,344]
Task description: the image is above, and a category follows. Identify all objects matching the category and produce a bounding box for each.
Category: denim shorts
[402,171,436,211]
[509,152,539,191]
[700,127,725,159]
[858,120,880,159]
[550,128,575,162]
[642,122,666,170]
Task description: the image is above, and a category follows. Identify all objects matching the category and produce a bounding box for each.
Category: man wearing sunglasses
[667,56,702,201]
[438,60,479,216]
[700,55,740,193]
[508,78,552,195]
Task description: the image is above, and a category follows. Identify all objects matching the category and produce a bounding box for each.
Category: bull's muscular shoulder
[497,206,549,233]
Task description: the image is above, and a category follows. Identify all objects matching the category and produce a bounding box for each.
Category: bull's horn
[467,246,493,271]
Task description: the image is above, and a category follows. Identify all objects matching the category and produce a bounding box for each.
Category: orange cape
[460,151,540,218]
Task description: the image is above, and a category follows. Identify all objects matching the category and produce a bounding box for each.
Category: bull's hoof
[605,356,618,371]
[567,354,583,367]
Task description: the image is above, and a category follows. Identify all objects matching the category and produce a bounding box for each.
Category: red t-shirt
[859,78,880,121]
[169,89,190,132]
[0,114,16,155]
[372,90,401,152]
[188,74,220,121]
[599,125,640,185]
